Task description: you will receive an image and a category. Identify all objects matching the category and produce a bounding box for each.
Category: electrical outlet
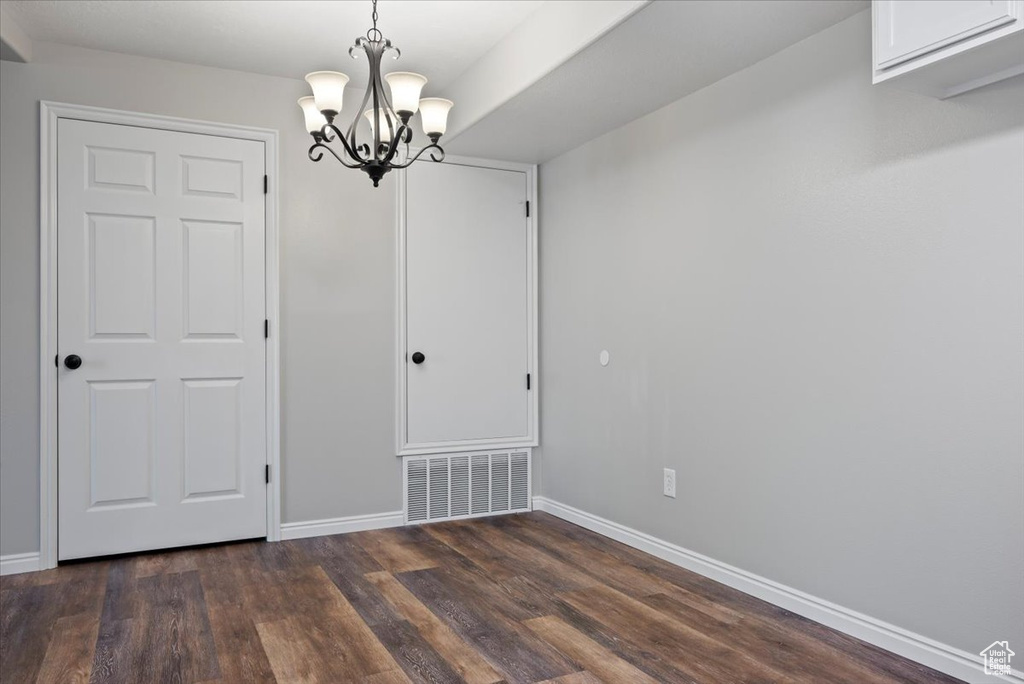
[663,468,676,498]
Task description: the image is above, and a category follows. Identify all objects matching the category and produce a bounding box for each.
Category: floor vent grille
[404,449,531,524]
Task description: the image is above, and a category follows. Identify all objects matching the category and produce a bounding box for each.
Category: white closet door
[405,162,530,447]
[57,119,267,560]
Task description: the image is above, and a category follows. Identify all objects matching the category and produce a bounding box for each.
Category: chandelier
[297,0,453,187]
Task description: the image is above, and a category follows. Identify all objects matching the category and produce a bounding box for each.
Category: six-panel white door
[57,119,267,560]
[405,162,531,448]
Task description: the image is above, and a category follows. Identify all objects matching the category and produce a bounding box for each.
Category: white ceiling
[0,0,544,91]
[447,0,869,162]
[4,0,871,165]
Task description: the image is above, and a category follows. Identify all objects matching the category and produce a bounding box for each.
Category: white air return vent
[404,449,532,524]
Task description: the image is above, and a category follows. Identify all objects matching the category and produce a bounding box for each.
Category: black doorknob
[64,354,82,370]
[411,352,425,365]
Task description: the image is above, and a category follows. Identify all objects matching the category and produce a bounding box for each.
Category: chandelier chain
[368,0,382,42]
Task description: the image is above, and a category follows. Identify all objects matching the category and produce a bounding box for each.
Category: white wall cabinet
[873,0,1024,98]
[397,158,537,456]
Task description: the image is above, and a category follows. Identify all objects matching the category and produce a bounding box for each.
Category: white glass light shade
[418,98,454,138]
[364,109,395,143]
[297,96,327,134]
[384,72,427,116]
[305,71,349,115]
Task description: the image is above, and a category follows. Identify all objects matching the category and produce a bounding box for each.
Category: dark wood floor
[1,512,961,684]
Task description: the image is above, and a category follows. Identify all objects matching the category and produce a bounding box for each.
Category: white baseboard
[532,496,1022,684]
[280,510,404,541]
[0,552,41,576]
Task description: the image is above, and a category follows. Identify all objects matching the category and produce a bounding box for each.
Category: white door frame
[395,154,539,456]
[38,101,282,570]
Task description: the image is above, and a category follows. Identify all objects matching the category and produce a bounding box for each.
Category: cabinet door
[403,162,532,451]
[875,0,1018,69]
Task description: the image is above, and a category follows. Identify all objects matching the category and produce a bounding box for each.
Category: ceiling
[3,0,870,164]
[0,0,544,91]
[446,0,868,162]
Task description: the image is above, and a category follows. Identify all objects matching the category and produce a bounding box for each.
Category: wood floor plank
[252,560,422,682]
[386,534,695,684]
[355,529,440,573]
[640,591,895,684]
[133,548,199,578]
[255,617,321,684]
[518,514,965,684]
[94,558,140,624]
[362,669,414,684]
[538,673,603,684]
[409,524,696,682]
[137,570,222,684]
[284,565,405,680]
[33,613,100,684]
[561,583,797,684]
[360,623,467,684]
[419,522,519,583]
[204,601,276,684]
[412,525,579,623]
[2,559,108,684]
[306,536,470,683]
[89,563,220,684]
[89,618,140,684]
[295,534,392,627]
[762,612,966,684]
[540,593,700,684]
[384,524,567,623]
[1,514,966,684]
[0,569,62,590]
[196,545,277,684]
[524,615,660,684]
[398,567,579,684]
[1,585,56,684]
[425,521,598,593]
[229,543,302,626]
[492,514,747,625]
[397,529,682,679]
[365,571,504,684]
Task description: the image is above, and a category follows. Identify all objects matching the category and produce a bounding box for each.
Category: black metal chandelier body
[300,0,452,187]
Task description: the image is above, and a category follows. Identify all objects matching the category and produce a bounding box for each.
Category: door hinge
[526,200,530,218]
[264,175,268,194]
[266,465,270,483]
[55,354,59,368]
[264,319,269,339]
[527,373,531,390]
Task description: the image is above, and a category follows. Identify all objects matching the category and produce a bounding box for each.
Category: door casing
[38,101,281,569]
[395,155,539,456]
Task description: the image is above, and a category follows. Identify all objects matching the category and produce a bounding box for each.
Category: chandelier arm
[369,45,383,160]
[389,143,446,169]
[379,123,411,166]
[346,58,375,155]
[308,140,365,169]
[320,122,367,164]
[373,51,399,158]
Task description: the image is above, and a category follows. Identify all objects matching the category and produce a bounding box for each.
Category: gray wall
[0,42,403,555]
[537,11,1023,655]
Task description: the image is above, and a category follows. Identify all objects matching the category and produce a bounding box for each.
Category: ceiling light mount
[298,0,453,187]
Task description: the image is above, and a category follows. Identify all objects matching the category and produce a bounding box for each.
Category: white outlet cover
[663,468,676,498]
[599,350,610,366]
